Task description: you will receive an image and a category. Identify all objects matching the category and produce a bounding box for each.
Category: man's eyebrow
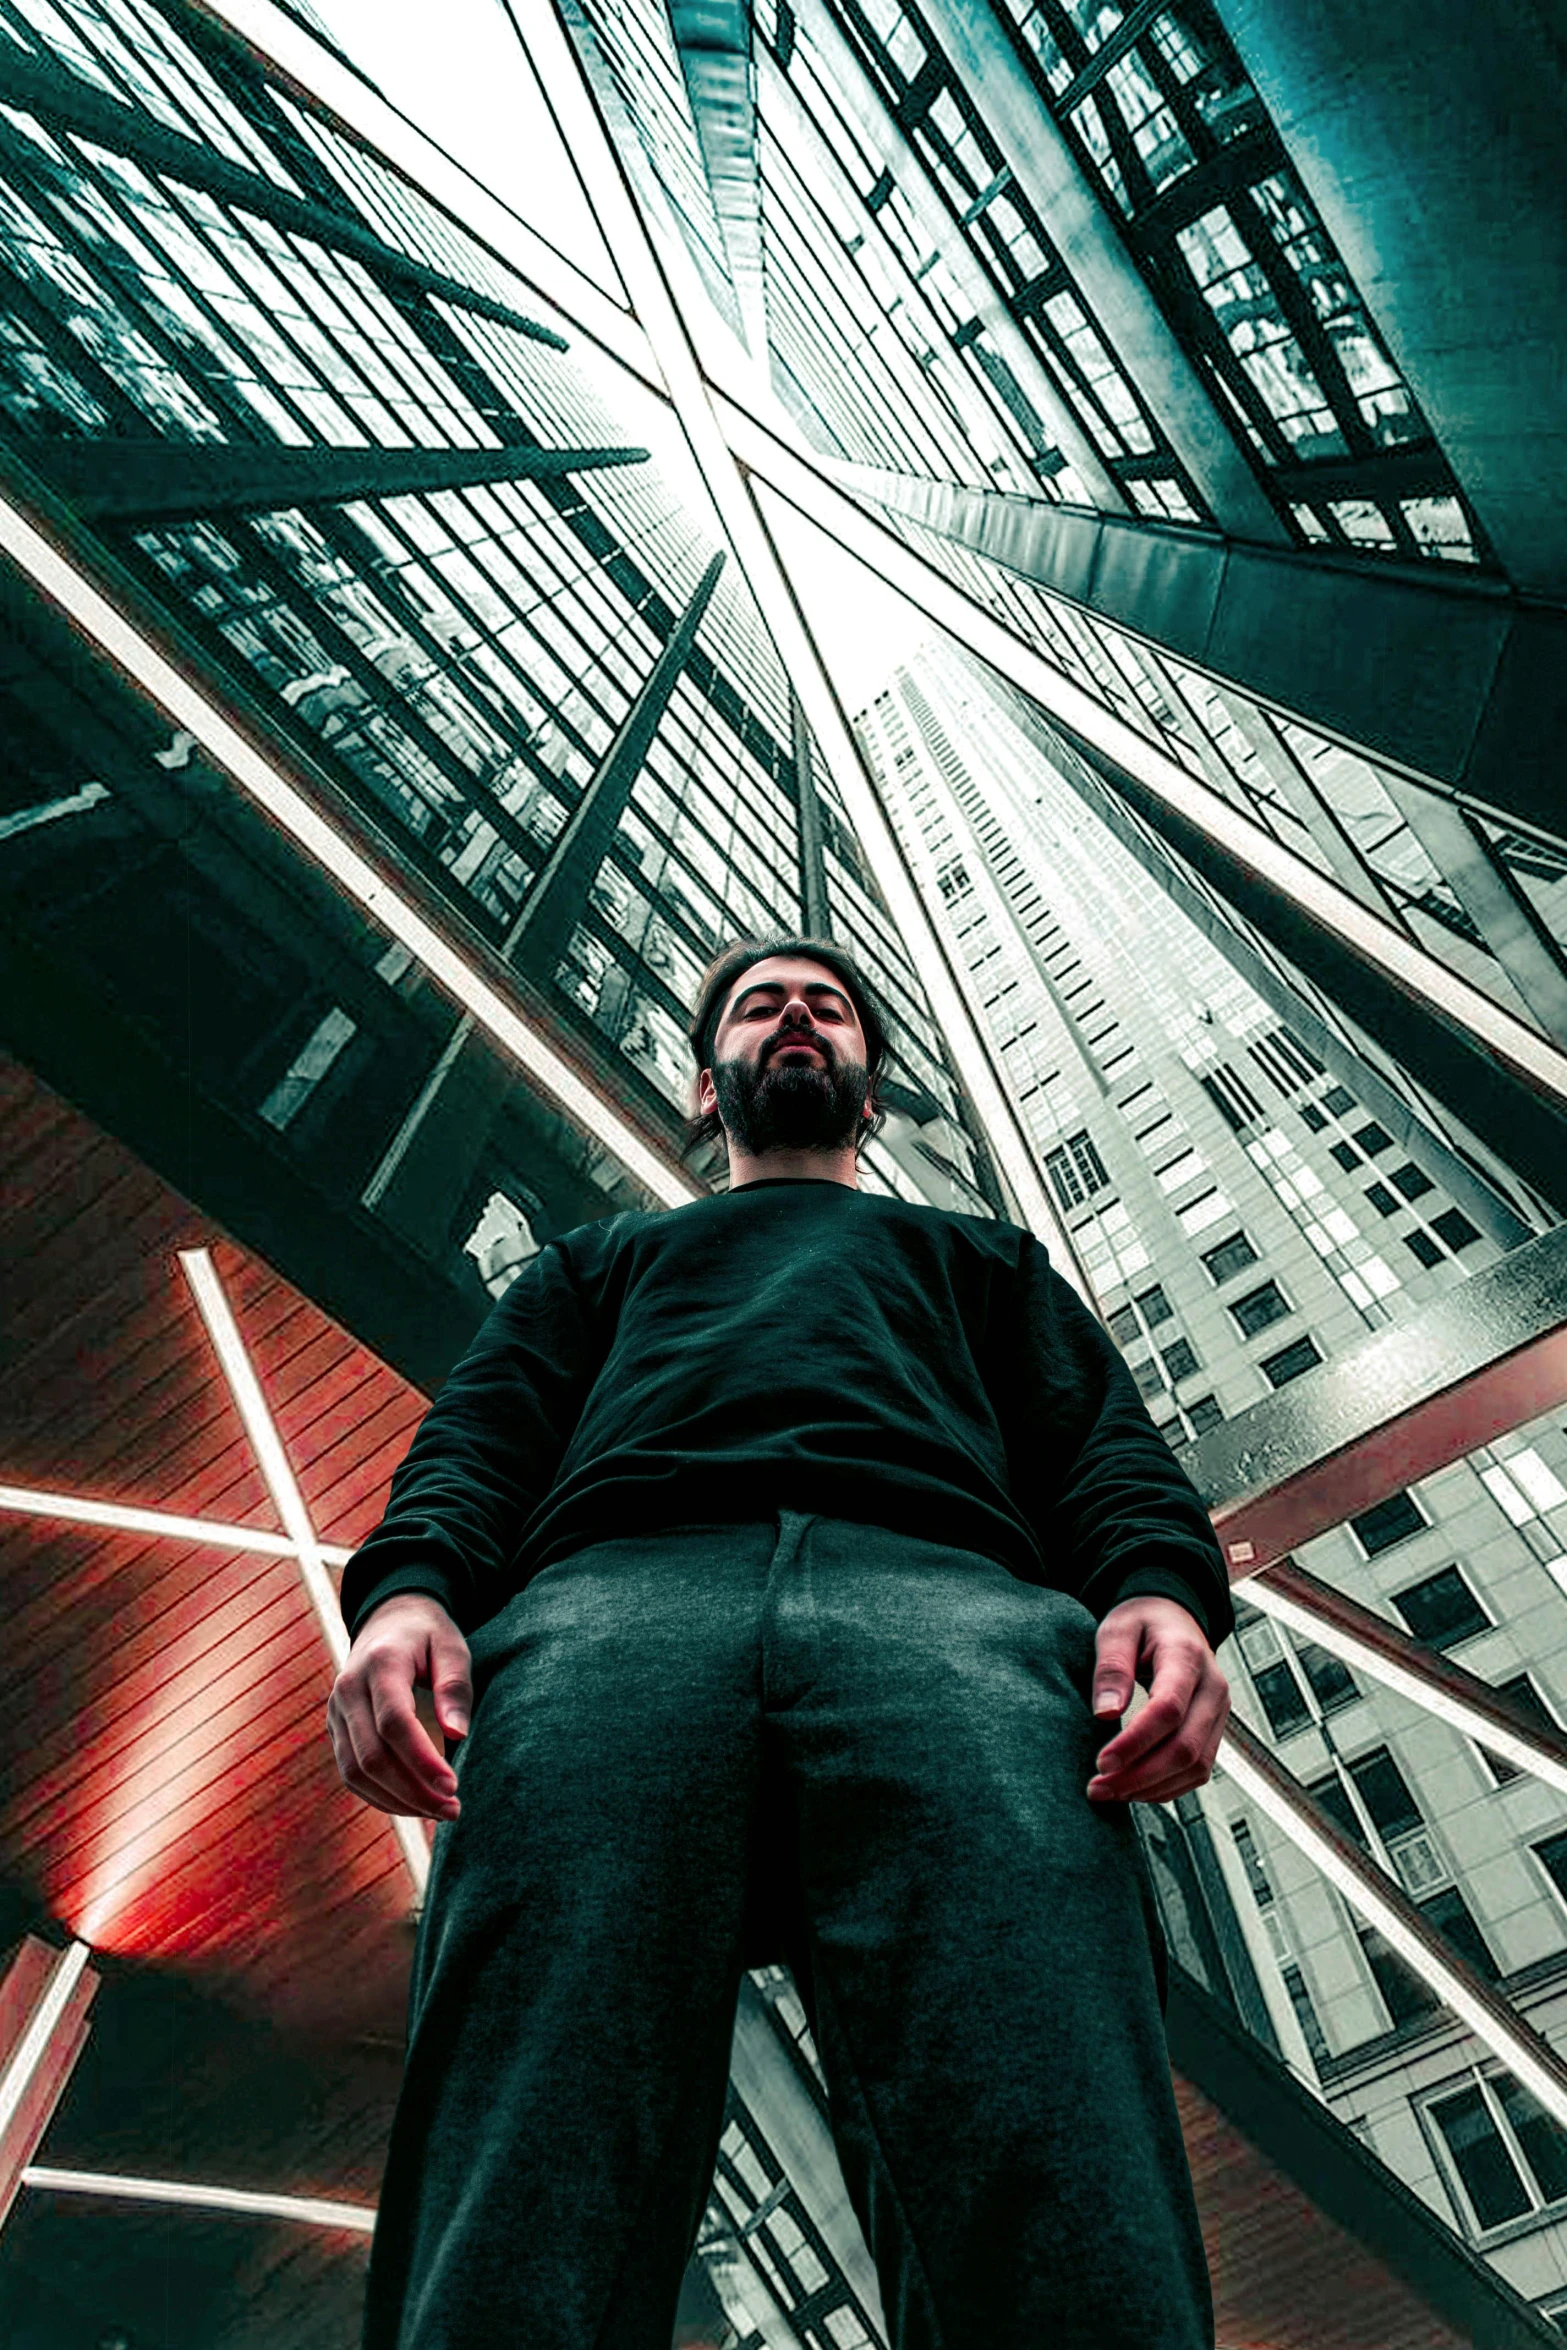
[729,979,852,1010]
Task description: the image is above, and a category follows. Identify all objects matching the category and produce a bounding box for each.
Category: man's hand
[1086,1593,1230,1806]
[327,1592,473,1820]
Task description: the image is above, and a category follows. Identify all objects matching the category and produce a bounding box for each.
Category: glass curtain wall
[0,0,996,1215]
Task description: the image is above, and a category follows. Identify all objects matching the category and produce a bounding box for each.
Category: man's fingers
[429,1632,474,1740]
[1089,1680,1231,1803]
[331,1674,460,1819]
[368,1661,459,1793]
[1093,1651,1204,1774]
[1091,1620,1143,1717]
[330,1689,431,1816]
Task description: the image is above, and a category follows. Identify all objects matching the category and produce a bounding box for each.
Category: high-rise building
[0,0,1564,2343]
[862,637,1567,2318]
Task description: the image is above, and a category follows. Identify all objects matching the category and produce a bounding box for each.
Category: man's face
[701,955,871,1156]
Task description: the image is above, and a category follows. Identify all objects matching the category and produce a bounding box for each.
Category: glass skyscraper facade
[0,0,1565,2343]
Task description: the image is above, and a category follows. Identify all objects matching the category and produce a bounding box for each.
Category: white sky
[312,0,618,290]
[310,0,931,713]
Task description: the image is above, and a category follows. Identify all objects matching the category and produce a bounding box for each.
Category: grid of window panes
[848,501,1567,1054]
[990,0,1485,563]
[972,659,1555,1241]
[781,20,1094,501]
[703,2091,883,2350]
[812,0,1205,519]
[755,106,1019,483]
[562,0,745,342]
[0,0,991,1174]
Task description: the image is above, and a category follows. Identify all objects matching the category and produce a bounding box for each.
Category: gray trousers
[359,1512,1216,2349]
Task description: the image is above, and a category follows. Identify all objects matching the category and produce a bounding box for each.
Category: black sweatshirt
[339,1179,1234,1652]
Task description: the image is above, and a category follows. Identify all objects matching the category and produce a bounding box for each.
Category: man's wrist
[1097,1565,1217,1648]
[343,1565,465,1645]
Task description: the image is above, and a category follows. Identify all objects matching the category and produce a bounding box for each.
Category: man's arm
[328,1237,602,1821]
[339,1237,600,1643]
[1002,1234,1235,1653]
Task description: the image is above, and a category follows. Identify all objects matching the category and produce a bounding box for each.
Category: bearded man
[330,934,1233,2350]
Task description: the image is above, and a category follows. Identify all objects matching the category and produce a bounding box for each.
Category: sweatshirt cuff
[1088,1561,1233,1652]
[341,1564,467,1646]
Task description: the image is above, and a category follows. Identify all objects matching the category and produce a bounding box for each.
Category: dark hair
[684,933,891,1162]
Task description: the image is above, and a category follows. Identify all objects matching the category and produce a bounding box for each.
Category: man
[330,934,1233,2350]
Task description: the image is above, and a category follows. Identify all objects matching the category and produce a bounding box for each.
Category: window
[1328,1140,1361,1172]
[1426,2071,1567,2233]
[1322,1084,1356,1115]
[1198,1065,1261,1132]
[1295,1641,1359,1714]
[1351,1120,1394,1155]
[1107,1304,1140,1347]
[1161,1335,1200,1382]
[1045,1126,1110,1210]
[1199,1230,1257,1284]
[1134,1282,1173,1327]
[1307,1769,1368,1850]
[1359,1924,1441,2027]
[1260,1334,1322,1387]
[1389,1161,1434,1201]
[1434,1207,1482,1252]
[1250,1658,1311,1737]
[1230,1816,1273,1904]
[1186,1394,1224,1435]
[1480,1674,1559,1786]
[1405,1228,1444,1269]
[1345,1745,1423,1843]
[1421,1885,1499,1983]
[1390,1566,1490,1651]
[1298,1101,1327,1132]
[1131,1356,1166,1400]
[1349,1490,1424,1555]
[1365,1181,1400,1216]
[1532,1828,1567,1911]
[1231,1279,1291,1337]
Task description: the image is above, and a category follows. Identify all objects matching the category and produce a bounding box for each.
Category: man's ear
[697,1067,717,1115]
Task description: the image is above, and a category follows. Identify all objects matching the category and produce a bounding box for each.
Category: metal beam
[199,0,656,387]
[1179,1219,1567,1575]
[816,460,1567,827]
[0,466,701,1211]
[512,552,725,958]
[791,688,830,936]
[0,1938,98,2234]
[670,0,769,363]
[0,45,566,347]
[27,438,648,526]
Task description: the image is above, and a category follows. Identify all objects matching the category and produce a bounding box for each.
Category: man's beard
[710,1044,868,1155]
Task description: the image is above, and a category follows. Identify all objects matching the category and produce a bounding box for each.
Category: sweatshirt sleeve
[338,1237,601,1643]
[999,1234,1234,1652]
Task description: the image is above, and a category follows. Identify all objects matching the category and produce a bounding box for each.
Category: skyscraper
[863,638,1567,2317]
